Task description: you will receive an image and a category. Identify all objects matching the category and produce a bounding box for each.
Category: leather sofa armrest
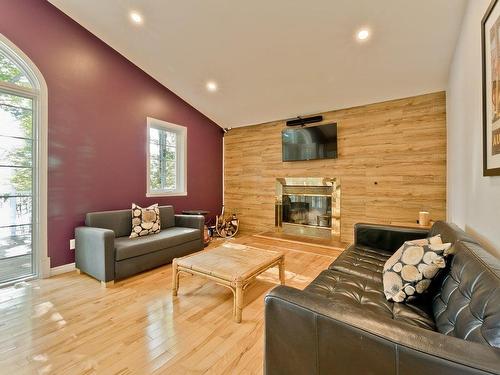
[75,226,115,282]
[354,222,429,253]
[264,286,500,375]
[174,214,204,232]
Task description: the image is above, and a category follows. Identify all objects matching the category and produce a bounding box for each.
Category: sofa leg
[75,268,81,274]
[101,280,114,288]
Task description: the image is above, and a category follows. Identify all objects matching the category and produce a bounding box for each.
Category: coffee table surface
[175,243,283,282]
[173,242,285,322]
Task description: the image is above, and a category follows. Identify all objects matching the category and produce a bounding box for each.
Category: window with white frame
[0,35,47,284]
[147,118,187,196]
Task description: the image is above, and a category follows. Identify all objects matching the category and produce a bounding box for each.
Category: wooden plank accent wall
[224,91,447,243]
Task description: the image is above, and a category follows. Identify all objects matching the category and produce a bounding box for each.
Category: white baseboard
[50,262,75,276]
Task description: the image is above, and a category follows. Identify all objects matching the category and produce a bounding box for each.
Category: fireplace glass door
[282,194,332,228]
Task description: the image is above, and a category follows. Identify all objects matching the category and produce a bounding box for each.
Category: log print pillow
[383,235,452,302]
[129,203,161,238]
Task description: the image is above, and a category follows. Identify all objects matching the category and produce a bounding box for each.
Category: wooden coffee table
[172,243,285,323]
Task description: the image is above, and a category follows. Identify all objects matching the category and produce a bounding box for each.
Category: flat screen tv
[282,123,338,161]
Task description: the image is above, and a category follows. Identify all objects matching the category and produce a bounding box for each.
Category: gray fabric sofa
[75,205,204,285]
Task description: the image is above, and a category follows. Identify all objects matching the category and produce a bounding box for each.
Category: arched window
[0,35,48,285]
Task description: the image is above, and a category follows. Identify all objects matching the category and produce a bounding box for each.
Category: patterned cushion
[383,235,451,302]
[129,203,161,238]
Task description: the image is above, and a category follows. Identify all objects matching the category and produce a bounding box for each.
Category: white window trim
[0,33,50,281]
[146,117,187,197]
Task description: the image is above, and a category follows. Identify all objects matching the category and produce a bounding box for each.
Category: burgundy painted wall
[0,0,223,267]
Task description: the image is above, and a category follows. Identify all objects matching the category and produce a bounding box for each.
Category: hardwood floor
[254,231,348,253]
[0,234,343,374]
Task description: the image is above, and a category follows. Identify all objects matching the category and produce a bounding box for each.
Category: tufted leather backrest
[432,241,500,347]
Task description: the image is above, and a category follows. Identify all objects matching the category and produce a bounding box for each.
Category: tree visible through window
[149,127,177,191]
[0,50,32,88]
[0,45,37,284]
[147,118,187,196]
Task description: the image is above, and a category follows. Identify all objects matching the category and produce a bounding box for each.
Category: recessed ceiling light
[130,11,143,25]
[356,28,370,41]
[206,81,218,92]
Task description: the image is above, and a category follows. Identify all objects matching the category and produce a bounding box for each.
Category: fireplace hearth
[275,178,340,239]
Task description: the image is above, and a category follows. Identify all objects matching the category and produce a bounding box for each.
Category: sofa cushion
[159,205,175,229]
[354,223,429,253]
[382,240,451,302]
[432,241,500,348]
[86,205,175,237]
[305,269,436,330]
[328,244,393,282]
[130,203,161,238]
[333,224,477,284]
[115,227,200,261]
[86,209,132,238]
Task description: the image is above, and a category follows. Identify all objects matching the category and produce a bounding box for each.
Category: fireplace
[283,195,332,227]
[275,178,340,239]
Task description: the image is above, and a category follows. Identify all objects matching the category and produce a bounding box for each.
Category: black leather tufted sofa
[264,222,500,375]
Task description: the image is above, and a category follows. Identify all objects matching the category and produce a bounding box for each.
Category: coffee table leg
[235,283,243,323]
[172,260,179,296]
[279,258,285,285]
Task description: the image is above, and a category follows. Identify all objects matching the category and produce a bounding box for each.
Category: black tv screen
[282,123,338,161]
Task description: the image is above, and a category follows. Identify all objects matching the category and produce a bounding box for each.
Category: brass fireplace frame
[275,177,340,239]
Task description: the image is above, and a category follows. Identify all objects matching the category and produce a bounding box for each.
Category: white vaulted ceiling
[49,0,467,128]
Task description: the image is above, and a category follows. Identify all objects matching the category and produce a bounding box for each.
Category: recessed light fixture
[206,81,218,92]
[129,11,143,25]
[356,28,370,41]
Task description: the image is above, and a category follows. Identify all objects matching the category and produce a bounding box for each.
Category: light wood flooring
[0,233,343,374]
[254,231,348,252]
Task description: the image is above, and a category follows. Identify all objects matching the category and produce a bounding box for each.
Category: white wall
[447,0,500,256]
